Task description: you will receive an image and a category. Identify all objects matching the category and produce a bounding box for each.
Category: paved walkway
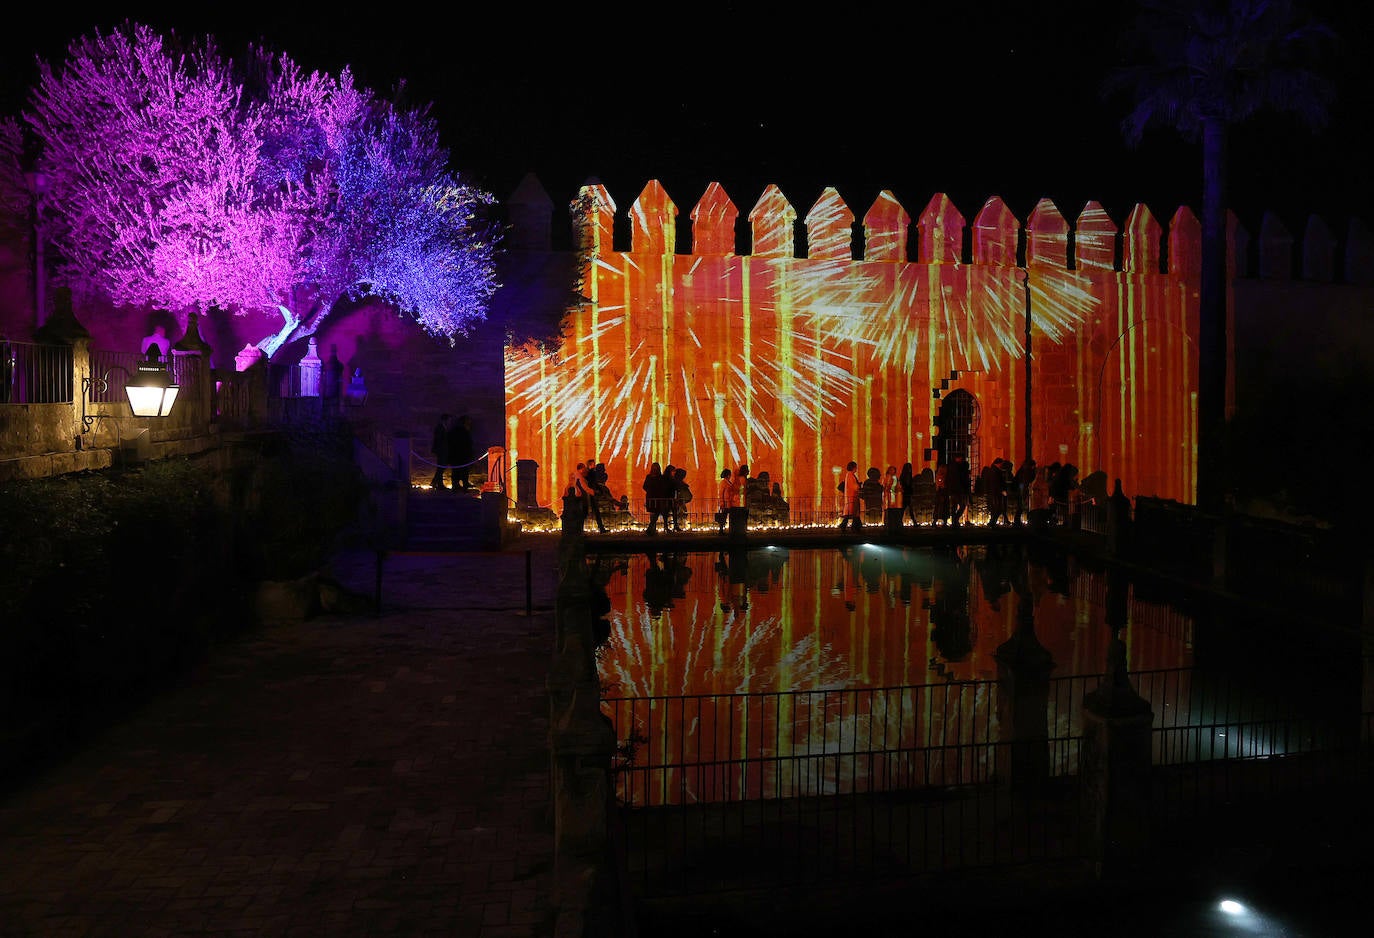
[0,541,564,937]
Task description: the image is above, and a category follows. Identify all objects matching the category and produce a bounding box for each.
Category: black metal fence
[0,339,73,404]
[606,665,1370,898]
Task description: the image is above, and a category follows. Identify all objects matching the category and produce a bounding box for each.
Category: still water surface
[595,541,1191,697]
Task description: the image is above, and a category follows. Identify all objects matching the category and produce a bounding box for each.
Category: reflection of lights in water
[595,548,1224,808]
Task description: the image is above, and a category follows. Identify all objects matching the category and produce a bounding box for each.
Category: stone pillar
[485,445,506,493]
[994,593,1055,791]
[884,506,904,533]
[298,337,322,397]
[172,311,213,434]
[517,459,540,508]
[479,490,503,548]
[562,495,587,537]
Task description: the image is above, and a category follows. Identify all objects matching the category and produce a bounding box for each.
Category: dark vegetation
[0,426,366,788]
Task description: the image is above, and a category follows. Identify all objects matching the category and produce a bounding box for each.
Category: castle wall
[505,180,1214,511]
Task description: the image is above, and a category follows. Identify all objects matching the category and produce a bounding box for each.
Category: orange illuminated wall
[505,181,1201,510]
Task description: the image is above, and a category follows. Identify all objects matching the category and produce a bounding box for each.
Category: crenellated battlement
[506,174,1374,285]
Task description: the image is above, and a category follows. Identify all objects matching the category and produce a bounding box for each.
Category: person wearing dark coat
[898,462,917,526]
[1013,457,1037,525]
[447,415,475,490]
[430,414,452,490]
[947,454,973,526]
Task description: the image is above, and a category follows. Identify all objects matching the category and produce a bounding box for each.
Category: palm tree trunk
[1197,117,1228,514]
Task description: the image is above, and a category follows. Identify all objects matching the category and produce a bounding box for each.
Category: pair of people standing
[573,462,608,533]
[643,462,681,535]
[932,454,972,525]
[430,413,475,491]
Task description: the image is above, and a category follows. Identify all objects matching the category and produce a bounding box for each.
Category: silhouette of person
[947,455,972,526]
[898,462,917,526]
[837,461,863,529]
[430,414,452,490]
[1013,457,1037,525]
[642,551,675,618]
[578,462,607,533]
[716,468,736,532]
[643,462,673,535]
[860,467,884,523]
[447,415,475,490]
[671,467,690,531]
[934,461,950,525]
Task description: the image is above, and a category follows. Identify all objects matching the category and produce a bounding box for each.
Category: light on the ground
[1218,899,1246,915]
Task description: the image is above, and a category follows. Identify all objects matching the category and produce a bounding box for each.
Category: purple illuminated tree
[23,22,500,356]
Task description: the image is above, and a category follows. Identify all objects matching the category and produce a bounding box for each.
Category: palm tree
[1103,0,1336,513]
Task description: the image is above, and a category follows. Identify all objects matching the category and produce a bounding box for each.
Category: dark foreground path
[0,545,562,937]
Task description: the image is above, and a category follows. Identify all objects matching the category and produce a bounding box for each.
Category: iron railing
[607,666,1369,895]
[0,339,73,405]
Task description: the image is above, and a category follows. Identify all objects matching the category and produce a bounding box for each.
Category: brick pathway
[0,543,564,937]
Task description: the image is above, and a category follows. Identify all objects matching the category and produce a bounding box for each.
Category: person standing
[579,461,607,533]
[671,467,691,531]
[982,458,1009,526]
[430,414,452,491]
[448,414,475,490]
[948,454,972,526]
[1013,457,1037,526]
[663,464,678,531]
[883,465,900,511]
[934,461,950,525]
[716,468,736,532]
[837,460,863,530]
[898,462,917,526]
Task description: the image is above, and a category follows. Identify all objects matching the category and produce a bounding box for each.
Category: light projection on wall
[504,181,1200,512]
[593,545,1194,807]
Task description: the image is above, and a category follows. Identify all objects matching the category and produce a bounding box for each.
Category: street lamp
[82,349,179,432]
[124,352,179,417]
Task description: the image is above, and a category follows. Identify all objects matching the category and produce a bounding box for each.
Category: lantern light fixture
[81,349,179,432]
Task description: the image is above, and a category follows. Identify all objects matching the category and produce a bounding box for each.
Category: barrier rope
[411,453,489,471]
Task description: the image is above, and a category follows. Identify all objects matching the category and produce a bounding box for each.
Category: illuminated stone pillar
[299,337,321,397]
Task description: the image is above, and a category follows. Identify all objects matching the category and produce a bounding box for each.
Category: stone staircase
[403,490,492,552]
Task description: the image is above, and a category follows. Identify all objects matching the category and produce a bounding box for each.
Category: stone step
[402,491,492,551]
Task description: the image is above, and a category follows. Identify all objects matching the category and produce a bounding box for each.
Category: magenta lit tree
[23,22,500,356]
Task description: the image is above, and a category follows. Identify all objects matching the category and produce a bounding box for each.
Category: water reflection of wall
[598,546,1192,697]
[598,546,1195,806]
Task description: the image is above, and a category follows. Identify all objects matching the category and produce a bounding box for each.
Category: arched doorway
[935,388,979,468]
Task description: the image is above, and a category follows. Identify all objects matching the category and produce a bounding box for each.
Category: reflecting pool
[593,542,1351,809]
[594,541,1191,697]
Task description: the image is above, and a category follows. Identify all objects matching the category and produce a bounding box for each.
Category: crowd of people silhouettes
[554,446,1110,537]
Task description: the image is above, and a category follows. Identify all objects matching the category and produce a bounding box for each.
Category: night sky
[3,2,1371,247]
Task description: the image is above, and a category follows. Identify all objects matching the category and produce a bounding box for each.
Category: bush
[0,432,366,781]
